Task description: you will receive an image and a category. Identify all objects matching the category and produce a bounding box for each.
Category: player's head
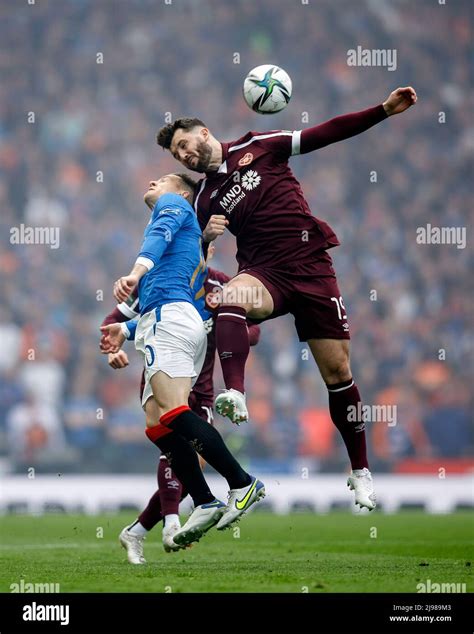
[143,173,196,209]
[156,117,217,173]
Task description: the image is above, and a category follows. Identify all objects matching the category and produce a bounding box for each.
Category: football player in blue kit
[100,173,265,546]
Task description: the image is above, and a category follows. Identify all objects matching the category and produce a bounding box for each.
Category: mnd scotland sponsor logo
[347,46,397,71]
[416,224,466,249]
[219,169,261,214]
[10,224,60,249]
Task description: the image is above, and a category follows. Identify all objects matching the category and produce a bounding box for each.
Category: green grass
[0,512,472,593]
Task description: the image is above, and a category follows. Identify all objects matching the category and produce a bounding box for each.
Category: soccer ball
[243,64,292,114]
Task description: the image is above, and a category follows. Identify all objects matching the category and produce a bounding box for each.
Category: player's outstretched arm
[297,86,417,155]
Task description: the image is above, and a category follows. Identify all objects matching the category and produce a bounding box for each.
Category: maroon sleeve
[299,104,388,154]
[248,322,261,347]
[101,287,139,327]
[207,267,231,286]
[101,305,130,327]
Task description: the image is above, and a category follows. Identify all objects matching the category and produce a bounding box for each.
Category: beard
[190,138,212,172]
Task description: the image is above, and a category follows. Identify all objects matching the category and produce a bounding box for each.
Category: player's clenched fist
[114,274,139,302]
[203,214,229,242]
[100,323,126,354]
[383,86,417,116]
[107,350,129,369]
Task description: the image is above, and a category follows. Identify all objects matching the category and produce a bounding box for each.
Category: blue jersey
[136,193,207,317]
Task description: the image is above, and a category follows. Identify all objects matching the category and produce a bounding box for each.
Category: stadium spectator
[0,0,471,473]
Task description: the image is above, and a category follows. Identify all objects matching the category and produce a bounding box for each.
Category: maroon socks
[216,305,249,393]
[327,378,369,470]
[137,457,189,531]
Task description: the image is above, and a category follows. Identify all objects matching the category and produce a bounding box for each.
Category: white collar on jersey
[217,160,228,174]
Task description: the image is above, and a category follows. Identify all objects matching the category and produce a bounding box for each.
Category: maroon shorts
[241,251,350,342]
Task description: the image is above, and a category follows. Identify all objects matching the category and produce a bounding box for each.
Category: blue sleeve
[125,318,138,341]
[138,201,189,267]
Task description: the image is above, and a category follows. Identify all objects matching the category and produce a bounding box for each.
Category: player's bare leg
[143,375,225,545]
[119,398,191,562]
[215,273,273,424]
[308,338,376,510]
[146,372,263,544]
[144,396,188,551]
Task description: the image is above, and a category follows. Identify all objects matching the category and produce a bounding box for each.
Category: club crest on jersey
[238,152,253,166]
[206,291,221,309]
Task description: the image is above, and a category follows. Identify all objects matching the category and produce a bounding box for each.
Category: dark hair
[157,117,206,150]
[174,173,197,202]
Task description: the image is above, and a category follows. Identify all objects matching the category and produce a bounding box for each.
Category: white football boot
[172,499,226,547]
[215,389,248,425]
[216,476,266,530]
[119,526,146,564]
[347,468,377,510]
[162,522,185,552]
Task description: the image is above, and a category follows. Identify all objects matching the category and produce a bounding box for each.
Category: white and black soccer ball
[243,64,292,114]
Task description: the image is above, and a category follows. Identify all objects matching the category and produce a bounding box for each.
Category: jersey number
[330,296,347,321]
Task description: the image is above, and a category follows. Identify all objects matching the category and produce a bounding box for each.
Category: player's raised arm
[113,205,189,302]
[294,86,417,155]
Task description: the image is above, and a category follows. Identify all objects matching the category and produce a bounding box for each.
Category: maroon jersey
[194,130,338,270]
[194,105,387,271]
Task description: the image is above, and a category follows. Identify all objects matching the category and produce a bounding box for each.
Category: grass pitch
[0,511,472,593]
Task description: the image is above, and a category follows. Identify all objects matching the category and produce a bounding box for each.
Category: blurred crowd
[0,0,472,475]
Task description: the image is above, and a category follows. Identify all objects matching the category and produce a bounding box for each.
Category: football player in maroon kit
[157,86,418,510]
[101,250,261,563]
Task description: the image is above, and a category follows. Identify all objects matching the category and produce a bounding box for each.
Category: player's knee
[221,280,253,312]
[323,358,351,384]
[221,279,273,318]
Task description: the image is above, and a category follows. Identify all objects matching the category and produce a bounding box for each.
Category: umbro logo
[210,189,219,199]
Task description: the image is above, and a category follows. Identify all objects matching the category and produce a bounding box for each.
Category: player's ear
[200,127,209,140]
[181,190,190,200]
